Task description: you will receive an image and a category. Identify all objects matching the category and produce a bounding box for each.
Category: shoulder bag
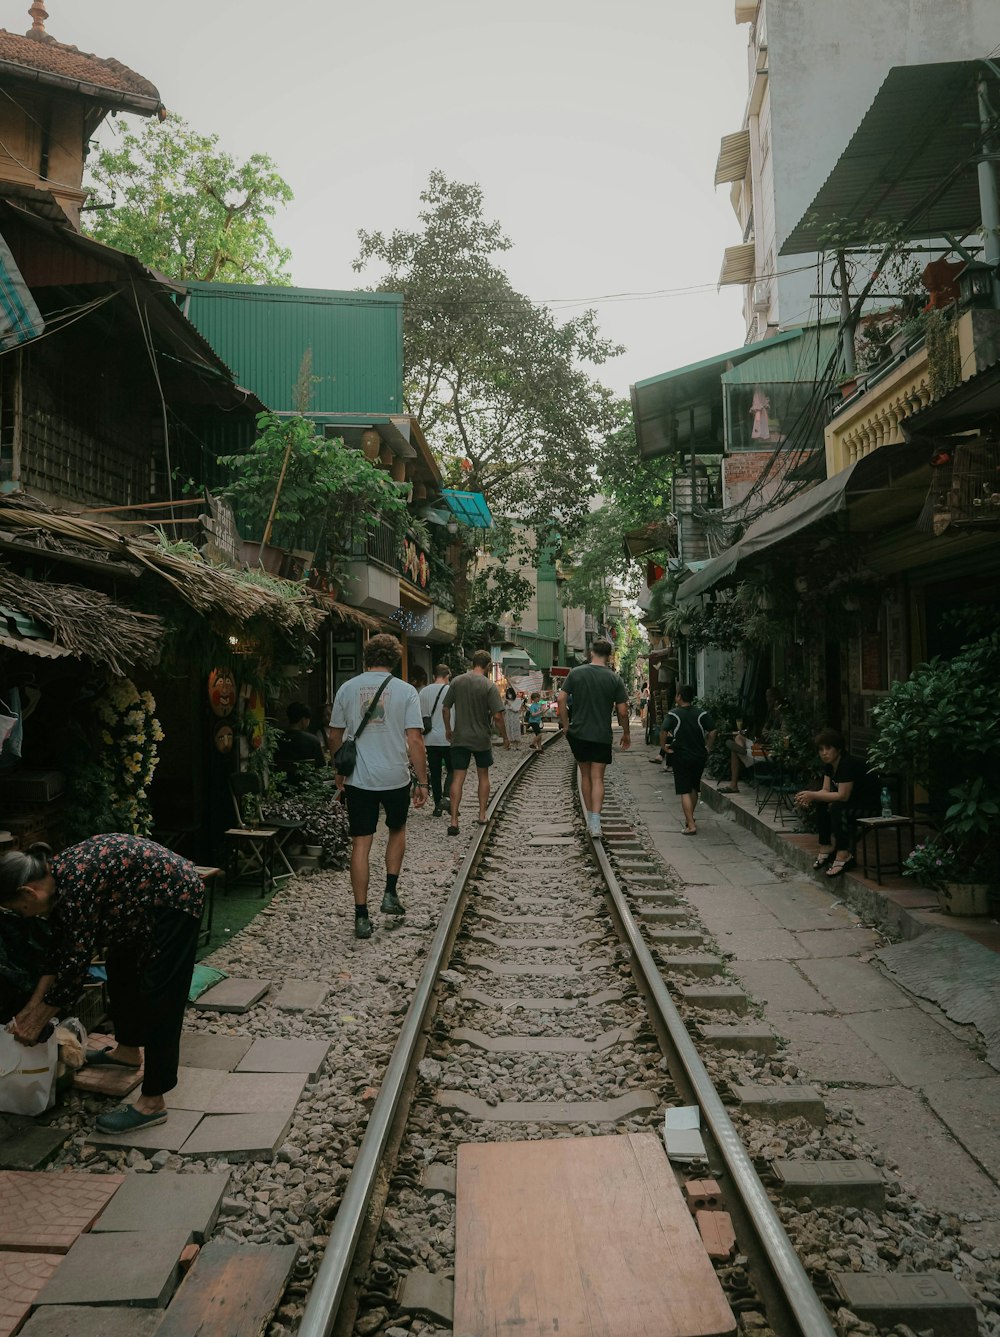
[334,674,393,777]
[423,684,447,736]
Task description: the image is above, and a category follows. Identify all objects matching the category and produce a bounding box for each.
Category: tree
[84,116,293,284]
[353,172,623,540]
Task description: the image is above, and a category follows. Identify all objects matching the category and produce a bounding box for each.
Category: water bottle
[880,785,892,818]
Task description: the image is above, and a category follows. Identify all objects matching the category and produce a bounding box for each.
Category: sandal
[812,851,835,870]
[825,855,855,877]
[85,1049,140,1069]
[717,786,740,794]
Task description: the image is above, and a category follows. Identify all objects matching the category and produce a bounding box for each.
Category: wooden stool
[195,865,224,945]
[224,828,278,897]
[856,816,916,885]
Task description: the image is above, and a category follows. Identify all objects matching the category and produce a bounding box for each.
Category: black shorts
[528,721,542,735]
[568,736,613,766]
[672,758,705,795]
[345,784,411,837]
[450,745,494,771]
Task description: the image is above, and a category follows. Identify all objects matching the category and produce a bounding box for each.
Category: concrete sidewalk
[612,743,1000,1242]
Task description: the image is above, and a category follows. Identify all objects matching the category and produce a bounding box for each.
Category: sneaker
[380,891,405,915]
[433,804,443,817]
[354,915,373,939]
[95,1104,167,1133]
[587,811,602,838]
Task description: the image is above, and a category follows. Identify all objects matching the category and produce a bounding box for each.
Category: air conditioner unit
[752,280,771,313]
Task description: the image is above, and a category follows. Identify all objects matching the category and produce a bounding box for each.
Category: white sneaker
[587,811,602,837]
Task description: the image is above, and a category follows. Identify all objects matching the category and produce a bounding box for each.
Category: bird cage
[948,438,1000,530]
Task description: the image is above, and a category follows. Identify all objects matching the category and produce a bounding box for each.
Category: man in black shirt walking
[662,684,716,835]
[558,639,630,838]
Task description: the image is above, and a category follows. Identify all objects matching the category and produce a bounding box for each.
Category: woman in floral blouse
[0,834,205,1133]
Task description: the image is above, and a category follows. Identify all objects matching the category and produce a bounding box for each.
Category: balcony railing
[355,520,456,608]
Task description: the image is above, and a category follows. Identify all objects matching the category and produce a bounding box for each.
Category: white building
[718,0,999,341]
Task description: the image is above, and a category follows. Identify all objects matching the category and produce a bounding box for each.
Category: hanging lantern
[361,429,381,461]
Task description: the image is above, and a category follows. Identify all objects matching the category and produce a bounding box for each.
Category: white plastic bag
[0,1025,59,1115]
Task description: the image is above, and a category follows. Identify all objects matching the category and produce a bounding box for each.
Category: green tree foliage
[84,116,293,283]
[354,172,622,538]
[218,413,408,561]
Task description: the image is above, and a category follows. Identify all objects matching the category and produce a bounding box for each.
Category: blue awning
[441,489,493,528]
[0,232,43,350]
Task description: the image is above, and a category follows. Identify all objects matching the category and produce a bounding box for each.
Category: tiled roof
[0,28,161,106]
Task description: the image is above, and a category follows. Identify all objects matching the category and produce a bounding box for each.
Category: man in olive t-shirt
[442,650,508,835]
[558,639,630,838]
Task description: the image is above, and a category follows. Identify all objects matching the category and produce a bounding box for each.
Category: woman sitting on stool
[794,728,866,877]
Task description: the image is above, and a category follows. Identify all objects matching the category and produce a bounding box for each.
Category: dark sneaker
[433,804,443,817]
[380,892,405,915]
[95,1104,167,1133]
[354,915,373,939]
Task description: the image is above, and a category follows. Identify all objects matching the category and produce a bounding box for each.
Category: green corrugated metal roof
[781,61,989,255]
[442,489,493,528]
[182,282,403,414]
[720,322,840,384]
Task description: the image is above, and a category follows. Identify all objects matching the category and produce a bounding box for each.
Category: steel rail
[579,771,837,1337]
[298,732,560,1337]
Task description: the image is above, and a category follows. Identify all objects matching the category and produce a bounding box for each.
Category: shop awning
[719,243,757,287]
[441,489,493,528]
[0,232,43,350]
[678,441,930,600]
[715,130,751,186]
[780,60,993,255]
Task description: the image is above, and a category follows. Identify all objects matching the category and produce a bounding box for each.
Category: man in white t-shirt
[329,634,429,939]
[418,664,452,817]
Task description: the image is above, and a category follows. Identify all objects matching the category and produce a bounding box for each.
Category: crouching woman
[794,728,867,878]
[0,835,204,1133]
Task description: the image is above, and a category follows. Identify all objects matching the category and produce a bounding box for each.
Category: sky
[20,0,750,399]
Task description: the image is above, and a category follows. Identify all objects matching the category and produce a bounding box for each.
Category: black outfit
[46,835,204,1098]
[664,704,715,795]
[275,728,325,775]
[815,752,868,850]
[425,745,453,806]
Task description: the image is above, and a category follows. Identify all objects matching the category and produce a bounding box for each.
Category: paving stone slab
[919,1075,1000,1180]
[796,956,911,1013]
[155,1240,297,1337]
[731,1084,825,1126]
[436,1089,658,1124]
[845,1008,986,1087]
[450,1024,639,1054]
[0,1253,63,1337]
[771,1011,894,1086]
[90,1108,203,1154]
[178,1111,295,1161]
[35,1228,193,1308]
[178,1032,254,1071]
[234,1037,330,1081]
[421,1164,456,1196]
[698,1025,777,1054]
[73,1044,143,1099]
[273,979,329,1012]
[193,978,271,1013]
[696,1209,736,1259]
[723,927,805,961]
[793,927,880,958]
[832,1271,977,1337]
[398,1268,454,1325]
[658,953,724,977]
[92,1171,229,1241]
[19,1305,163,1337]
[139,1067,306,1116]
[730,961,832,1014]
[0,1125,68,1171]
[0,1171,124,1253]
[677,986,750,1014]
[772,1160,885,1211]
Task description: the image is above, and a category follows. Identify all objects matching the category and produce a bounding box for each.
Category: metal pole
[836,250,856,377]
[976,73,1000,302]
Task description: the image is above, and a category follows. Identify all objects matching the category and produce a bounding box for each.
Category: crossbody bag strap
[432,684,447,716]
[353,674,393,743]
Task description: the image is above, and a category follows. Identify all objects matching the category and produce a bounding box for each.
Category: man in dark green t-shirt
[558,639,630,838]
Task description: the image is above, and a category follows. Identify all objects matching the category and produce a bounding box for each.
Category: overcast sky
[22,0,749,398]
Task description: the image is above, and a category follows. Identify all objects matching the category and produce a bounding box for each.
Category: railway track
[298,735,837,1337]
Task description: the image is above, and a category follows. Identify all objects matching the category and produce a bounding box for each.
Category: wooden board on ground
[455,1132,735,1337]
[155,1239,297,1337]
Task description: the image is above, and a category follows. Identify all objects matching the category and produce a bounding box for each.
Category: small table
[195,865,224,946]
[224,827,278,897]
[856,815,917,885]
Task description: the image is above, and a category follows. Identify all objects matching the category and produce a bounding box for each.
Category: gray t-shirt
[443,672,503,750]
[331,671,422,792]
[419,681,451,748]
[564,663,628,744]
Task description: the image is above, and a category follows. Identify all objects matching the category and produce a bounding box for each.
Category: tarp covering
[0,231,43,350]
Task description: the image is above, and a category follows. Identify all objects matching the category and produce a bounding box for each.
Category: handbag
[334,674,393,777]
[422,684,447,736]
[0,1024,60,1116]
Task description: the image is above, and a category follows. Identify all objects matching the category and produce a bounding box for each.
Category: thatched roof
[0,564,164,673]
[0,498,326,639]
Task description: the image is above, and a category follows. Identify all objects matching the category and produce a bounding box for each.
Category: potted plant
[902,840,991,916]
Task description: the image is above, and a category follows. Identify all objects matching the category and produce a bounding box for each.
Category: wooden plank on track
[454,1132,735,1337]
[155,1239,297,1337]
